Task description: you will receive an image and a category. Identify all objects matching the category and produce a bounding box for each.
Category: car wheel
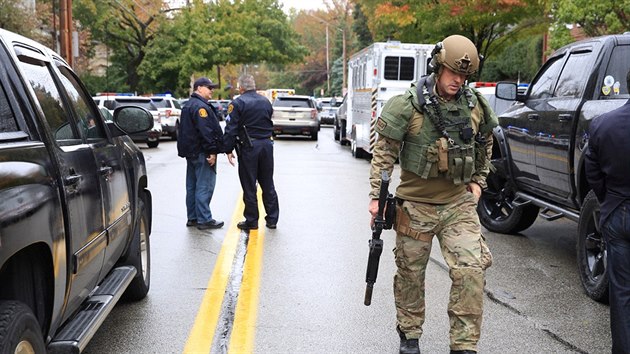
[311,130,318,141]
[121,197,151,301]
[577,190,608,303]
[147,140,159,148]
[340,120,348,146]
[477,165,539,234]
[351,140,364,159]
[334,122,340,141]
[0,301,46,354]
[171,123,179,141]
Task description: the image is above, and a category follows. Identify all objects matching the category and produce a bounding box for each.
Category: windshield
[273,98,312,108]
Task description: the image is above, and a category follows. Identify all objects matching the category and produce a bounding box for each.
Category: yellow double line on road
[183,192,265,353]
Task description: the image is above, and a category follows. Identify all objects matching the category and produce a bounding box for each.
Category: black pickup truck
[478,33,630,303]
[0,29,154,352]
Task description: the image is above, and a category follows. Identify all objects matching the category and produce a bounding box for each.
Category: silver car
[271,95,320,140]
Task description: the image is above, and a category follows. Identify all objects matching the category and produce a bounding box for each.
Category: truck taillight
[311,109,317,119]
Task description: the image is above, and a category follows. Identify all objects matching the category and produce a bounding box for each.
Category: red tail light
[311,109,317,119]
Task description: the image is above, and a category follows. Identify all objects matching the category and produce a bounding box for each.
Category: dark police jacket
[223,90,273,152]
[177,93,223,158]
[585,99,630,225]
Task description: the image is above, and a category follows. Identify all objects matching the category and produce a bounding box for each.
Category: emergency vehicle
[265,88,295,102]
[344,41,434,158]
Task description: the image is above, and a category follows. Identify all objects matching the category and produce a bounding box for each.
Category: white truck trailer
[344,41,433,158]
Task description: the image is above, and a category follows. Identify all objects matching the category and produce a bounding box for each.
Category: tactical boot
[397,326,420,354]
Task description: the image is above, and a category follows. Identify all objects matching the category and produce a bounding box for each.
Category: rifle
[364,170,396,306]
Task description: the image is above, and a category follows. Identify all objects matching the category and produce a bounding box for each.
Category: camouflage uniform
[369,76,497,352]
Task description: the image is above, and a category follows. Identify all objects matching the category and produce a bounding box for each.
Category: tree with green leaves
[554,0,630,37]
[139,0,307,96]
[74,0,165,92]
[353,0,550,79]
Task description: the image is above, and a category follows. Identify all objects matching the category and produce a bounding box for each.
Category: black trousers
[605,201,630,354]
[238,139,279,225]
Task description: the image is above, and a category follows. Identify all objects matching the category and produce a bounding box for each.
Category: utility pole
[59,0,73,67]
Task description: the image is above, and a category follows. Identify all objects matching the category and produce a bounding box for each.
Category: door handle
[64,174,81,186]
[527,114,539,121]
[99,166,113,176]
[558,114,572,122]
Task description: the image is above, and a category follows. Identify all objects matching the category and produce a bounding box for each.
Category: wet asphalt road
[84,126,611,353]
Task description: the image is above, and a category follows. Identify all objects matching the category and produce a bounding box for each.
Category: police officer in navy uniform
[224,74,279,230]
[177,77,225,230]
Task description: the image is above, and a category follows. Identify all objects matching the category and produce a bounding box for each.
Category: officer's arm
[368,94,410,199]
[198,109,221,155]
[223,102,240,152]
[584,118,606,202]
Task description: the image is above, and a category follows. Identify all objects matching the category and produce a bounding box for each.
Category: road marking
[183,195,244,353]
[184,190,265,354]
[229,199,265,352]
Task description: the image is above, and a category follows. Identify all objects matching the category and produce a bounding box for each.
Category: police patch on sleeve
[376,117,388,131]
[227,104,234,114]
[199,108,208,118]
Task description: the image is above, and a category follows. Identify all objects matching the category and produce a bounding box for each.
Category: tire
[147,140,159,148]
[0,301,46,354]
[170,123,179,141]
[339,120,348,146]
[577,190,609,303]
[121,198,151,301]
[333,122,340,141]
[351,140,364,159]
[311,131,318,141]
[477,166,539,234]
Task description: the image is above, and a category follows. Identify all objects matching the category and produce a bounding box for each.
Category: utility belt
[400,137,475,185]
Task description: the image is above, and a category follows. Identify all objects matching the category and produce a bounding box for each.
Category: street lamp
[308,14,346,96]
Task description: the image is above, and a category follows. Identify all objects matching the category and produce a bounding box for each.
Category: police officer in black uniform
[224,74,279,230]
[177,77,225,230]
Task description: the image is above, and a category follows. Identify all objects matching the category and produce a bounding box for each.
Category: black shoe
[237,221,258,230]
[186,219,197,227]
[397,326,420,354]
[266,223,277,229]
[197,220,224,230]
[450,351,476,354]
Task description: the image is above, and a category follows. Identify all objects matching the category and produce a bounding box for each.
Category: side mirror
[113,106,153,134]
[496,82,517,101]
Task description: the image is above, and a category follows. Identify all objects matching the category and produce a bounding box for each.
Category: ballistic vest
[401,76,477,185]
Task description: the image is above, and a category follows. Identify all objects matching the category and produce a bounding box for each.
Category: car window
[172,99,181,109]
[103,99,116,110]
[384,56,415,81]
[273,98,312,108]
[0,82,19,133]
[151,98,168,108]
[554,51,593,98]
[16,47,80,144]
[56,62,106,140]
[115,99,155,111]
[601,45,630,97]
[529,55,564,100]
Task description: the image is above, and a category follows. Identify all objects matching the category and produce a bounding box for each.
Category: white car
[150,95,181,140]
[92,95,163,148]
[317,96,342,125]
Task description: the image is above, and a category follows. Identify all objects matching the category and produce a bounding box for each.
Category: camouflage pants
[393,192,492,352]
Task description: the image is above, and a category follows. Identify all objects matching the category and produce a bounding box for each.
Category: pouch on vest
[437,138,449,172]
[447,145,475,185]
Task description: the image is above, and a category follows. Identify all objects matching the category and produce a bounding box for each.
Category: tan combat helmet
[430,35,479,76]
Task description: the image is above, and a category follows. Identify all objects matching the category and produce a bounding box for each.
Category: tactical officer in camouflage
[368,35,498,354]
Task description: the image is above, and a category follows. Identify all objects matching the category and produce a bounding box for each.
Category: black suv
[0,28,154,352]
